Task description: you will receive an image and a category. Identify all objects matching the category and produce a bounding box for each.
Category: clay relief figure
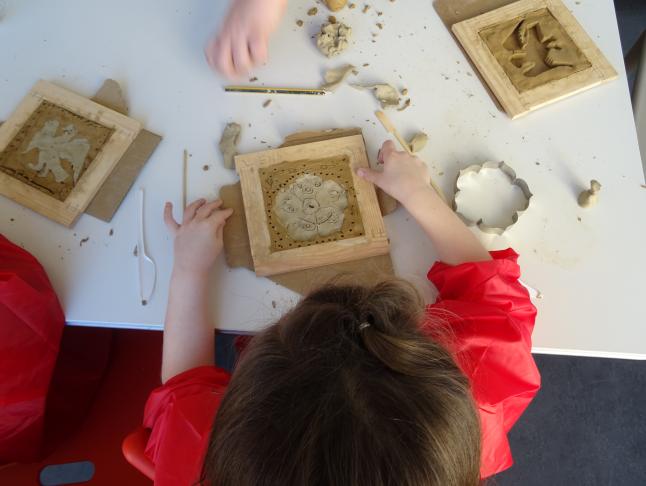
[274,173,348,241]
[24,119,91,183]
[480,9,591,92]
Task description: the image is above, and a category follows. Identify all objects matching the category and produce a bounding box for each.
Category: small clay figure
[577,179,601,208]
[219,122,241,170]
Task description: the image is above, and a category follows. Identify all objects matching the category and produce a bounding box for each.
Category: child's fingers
[248,33,268,65]
[356,167,383,187]
[233,35,253,75]
[163,202,180,235]
[213,35,236,78]
[183,198,207,223]
[196,199,224,219]
[379,140,398,163]
[211,207,234,228]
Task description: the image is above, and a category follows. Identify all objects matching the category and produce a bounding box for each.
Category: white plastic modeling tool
[138,188,157,305]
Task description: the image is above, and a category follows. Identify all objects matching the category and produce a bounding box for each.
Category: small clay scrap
[219,122,242,170]
[577,179,601,208]
[321,64,358,91]
[408,132,428,153]
[325,0,348,11]
[307,7,318,15]
[398,98,411,111]
[317,21,352,57]
[352,83,400,109]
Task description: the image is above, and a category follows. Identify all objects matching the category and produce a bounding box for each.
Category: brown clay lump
[317,21,352,57]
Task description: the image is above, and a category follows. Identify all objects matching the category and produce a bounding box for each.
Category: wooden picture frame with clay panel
[452,0,617,118]
[235,134,390,277]
[0,80,142,226]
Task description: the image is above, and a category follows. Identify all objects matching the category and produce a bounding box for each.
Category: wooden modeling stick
[182,149,188,210]
[374,111,448,205]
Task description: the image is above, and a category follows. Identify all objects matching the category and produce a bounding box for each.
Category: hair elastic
[358,322,371,331]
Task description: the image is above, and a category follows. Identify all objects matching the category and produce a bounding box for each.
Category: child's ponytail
[202,279,481,486]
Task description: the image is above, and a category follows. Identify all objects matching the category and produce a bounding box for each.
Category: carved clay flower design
[274,174,348,241]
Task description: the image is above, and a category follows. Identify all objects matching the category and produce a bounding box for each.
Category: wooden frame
[235,134,390,277]
[0,80,142,226]
[452,0,617,118]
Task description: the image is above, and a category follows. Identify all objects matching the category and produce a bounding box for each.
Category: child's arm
[357,140,491,265]
[205,0,288,78]
[161,199,234,384]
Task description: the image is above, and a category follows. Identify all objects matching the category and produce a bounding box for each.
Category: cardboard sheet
[85,79,162,221]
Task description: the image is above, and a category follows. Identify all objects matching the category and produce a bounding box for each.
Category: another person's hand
[205,0,287,78]
[357,140,434,208]
[164,199,234,276]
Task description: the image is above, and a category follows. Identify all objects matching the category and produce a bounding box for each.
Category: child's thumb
[356,167,382,186]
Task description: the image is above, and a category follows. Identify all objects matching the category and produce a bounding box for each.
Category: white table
[1,0,644,359]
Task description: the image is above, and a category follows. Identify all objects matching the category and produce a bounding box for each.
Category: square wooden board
[235,134,390,277]
[0,80,142,226]
[452,0,617,118]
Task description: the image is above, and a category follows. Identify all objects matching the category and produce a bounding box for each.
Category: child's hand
[163,199,234,276]
[357,140,435,208]
[205,0,287,78]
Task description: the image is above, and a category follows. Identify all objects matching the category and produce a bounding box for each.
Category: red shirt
[143,249,540,485]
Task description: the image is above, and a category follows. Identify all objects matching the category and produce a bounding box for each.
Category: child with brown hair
[142,140,540,485]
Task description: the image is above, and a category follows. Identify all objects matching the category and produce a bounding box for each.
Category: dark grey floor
[492,354,646,486]
[614,0,646,94]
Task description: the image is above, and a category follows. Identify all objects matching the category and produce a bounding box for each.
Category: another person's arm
[357,140,491,265]
[161,199,233,383]
[205,0,288,78]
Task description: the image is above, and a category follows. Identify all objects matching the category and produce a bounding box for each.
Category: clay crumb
[272,300,277,309]
[577,216,582,222]
[308,7,318,15]
[349,2,356,8]
[363,63,370,67]
[377,11,383,15]
[249,76,258,82]
[398,98,411,111]
[109,228,114,236]
[296,19,304,26]
[263,99,272,108]
[362,4,370,13]
[202,164,210,171]
[401,87,409,96]
[376,22,383,29]
[328,15,337,23]
[133,245,138,257]
[9,218,14,222]
[79,237,90,247]
[141,300,147,306]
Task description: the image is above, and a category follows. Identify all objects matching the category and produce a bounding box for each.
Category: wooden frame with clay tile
[0,80,142,226]
[235,134,390,277]
[452,0,617,119]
